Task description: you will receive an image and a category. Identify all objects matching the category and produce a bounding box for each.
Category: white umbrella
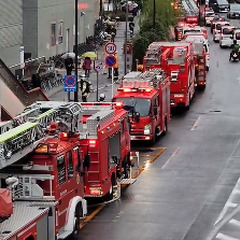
[61,52,76,59]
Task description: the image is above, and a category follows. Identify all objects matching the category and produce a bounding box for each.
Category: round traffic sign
[65,75,76,87]
[105,55,116,68]
[104,42,117,55]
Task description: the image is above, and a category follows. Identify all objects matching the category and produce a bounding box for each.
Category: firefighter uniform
[80,79,92,102]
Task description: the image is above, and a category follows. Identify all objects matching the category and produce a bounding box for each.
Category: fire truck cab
[112,69,171,143]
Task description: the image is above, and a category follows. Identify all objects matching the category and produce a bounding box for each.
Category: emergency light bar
[117,87,153,93]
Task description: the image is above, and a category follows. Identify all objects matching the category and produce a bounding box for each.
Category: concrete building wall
[1,0,100,64]
[0,0,23,66]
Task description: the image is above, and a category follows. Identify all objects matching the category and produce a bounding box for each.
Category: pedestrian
[82,57,92,78]
[64,54,74,75]
[31,73,41,88]
[80,77,92,102]
[99,93,106,102]
[113,52,119,80]
[111,26,117,43]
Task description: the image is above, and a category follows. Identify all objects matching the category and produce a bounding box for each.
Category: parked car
[227,4,240,19]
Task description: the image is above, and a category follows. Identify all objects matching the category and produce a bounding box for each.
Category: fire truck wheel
[206,66,209,71]
[105,176,115,201]
[72,202,83,239]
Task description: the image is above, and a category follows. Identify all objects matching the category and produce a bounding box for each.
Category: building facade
[0,0,100,66]
[0,0,23,66]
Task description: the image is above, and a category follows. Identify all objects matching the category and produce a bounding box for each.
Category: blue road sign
[64,75,77,92]
[105,55,116,68]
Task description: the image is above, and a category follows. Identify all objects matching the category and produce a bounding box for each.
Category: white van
[183,34,210,71]
[213,21,230,42]
[233,29,240,45]
[219,26,235,48]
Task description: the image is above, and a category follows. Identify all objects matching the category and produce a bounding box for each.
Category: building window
[58,21,64,44]
[51,23,56,46]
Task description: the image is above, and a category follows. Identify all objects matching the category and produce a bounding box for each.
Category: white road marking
[161,147,180,169]
[215,178,240,225]
[191,116,200,131]
[216,233,239,240]
[229,218,240,227]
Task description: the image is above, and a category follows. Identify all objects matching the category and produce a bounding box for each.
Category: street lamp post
[74,0,79,102]
[124,1,129,75]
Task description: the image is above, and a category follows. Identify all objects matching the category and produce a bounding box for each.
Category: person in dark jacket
[64,55,74,75]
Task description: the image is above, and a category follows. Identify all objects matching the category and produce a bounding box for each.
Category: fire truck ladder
[0,122,45,169]
[182,0,199,16]
[82,109,115,138]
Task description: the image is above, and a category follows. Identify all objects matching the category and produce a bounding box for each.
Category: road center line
[191,116,200,131]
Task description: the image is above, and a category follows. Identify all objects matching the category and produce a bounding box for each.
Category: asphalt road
[61,14,240,240]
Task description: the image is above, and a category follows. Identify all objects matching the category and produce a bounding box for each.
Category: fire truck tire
[72,202,83,240]
[106,176,115,200]
[206,66,209,71]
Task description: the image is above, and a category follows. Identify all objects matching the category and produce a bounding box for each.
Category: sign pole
[96,71,99,101]
[68,92,70,101]
[111,67,114,98]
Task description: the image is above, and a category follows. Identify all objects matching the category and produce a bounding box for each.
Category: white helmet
[99,93,106,101]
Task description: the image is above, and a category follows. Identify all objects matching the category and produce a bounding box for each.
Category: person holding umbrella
[82,57,92,78]
[64,53,74,75]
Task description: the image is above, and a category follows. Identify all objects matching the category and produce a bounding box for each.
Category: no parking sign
[64,75,77,92]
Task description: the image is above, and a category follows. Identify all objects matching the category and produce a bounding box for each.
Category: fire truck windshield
[115,98,151,116]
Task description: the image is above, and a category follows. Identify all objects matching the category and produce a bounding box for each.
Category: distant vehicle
[213,21,230,42]
[219,26,235,48]
[182,26,208,40]
[205,12,217,26]
[232,28,240,45]
[183,34,210,71]
[210,15,227,33]
[213,0,229,12]
[227,4,240,19]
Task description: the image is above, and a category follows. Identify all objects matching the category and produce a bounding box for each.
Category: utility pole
[153,0,156,28]
[124,1,129,75]
[74,0,79,102]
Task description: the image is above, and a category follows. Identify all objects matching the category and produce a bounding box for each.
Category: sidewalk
[48,16,139,102]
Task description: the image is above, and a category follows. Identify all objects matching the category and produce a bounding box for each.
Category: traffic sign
[64,75,77,92]
[105,55,116,68]
[94,60,103,72]
[104,42,117,55]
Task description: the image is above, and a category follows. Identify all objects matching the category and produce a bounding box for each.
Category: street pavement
[48,16,139,102]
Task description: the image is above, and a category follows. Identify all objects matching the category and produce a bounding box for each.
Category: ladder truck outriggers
[0,101,133,240]
[112,69,171,144]
[143,42,196,109]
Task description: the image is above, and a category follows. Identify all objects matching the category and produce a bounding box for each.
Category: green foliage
[132,0,177,66]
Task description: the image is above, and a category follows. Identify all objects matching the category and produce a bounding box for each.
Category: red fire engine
[183,37,207,89]
[112,69,171,143]
[144,42,196,109]
[78,102,134,199]
[175,0,199,40]
[0,102,88,240]
[0,101,133,239]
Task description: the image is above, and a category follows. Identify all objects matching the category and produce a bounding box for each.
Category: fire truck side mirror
[83,154,90,171]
